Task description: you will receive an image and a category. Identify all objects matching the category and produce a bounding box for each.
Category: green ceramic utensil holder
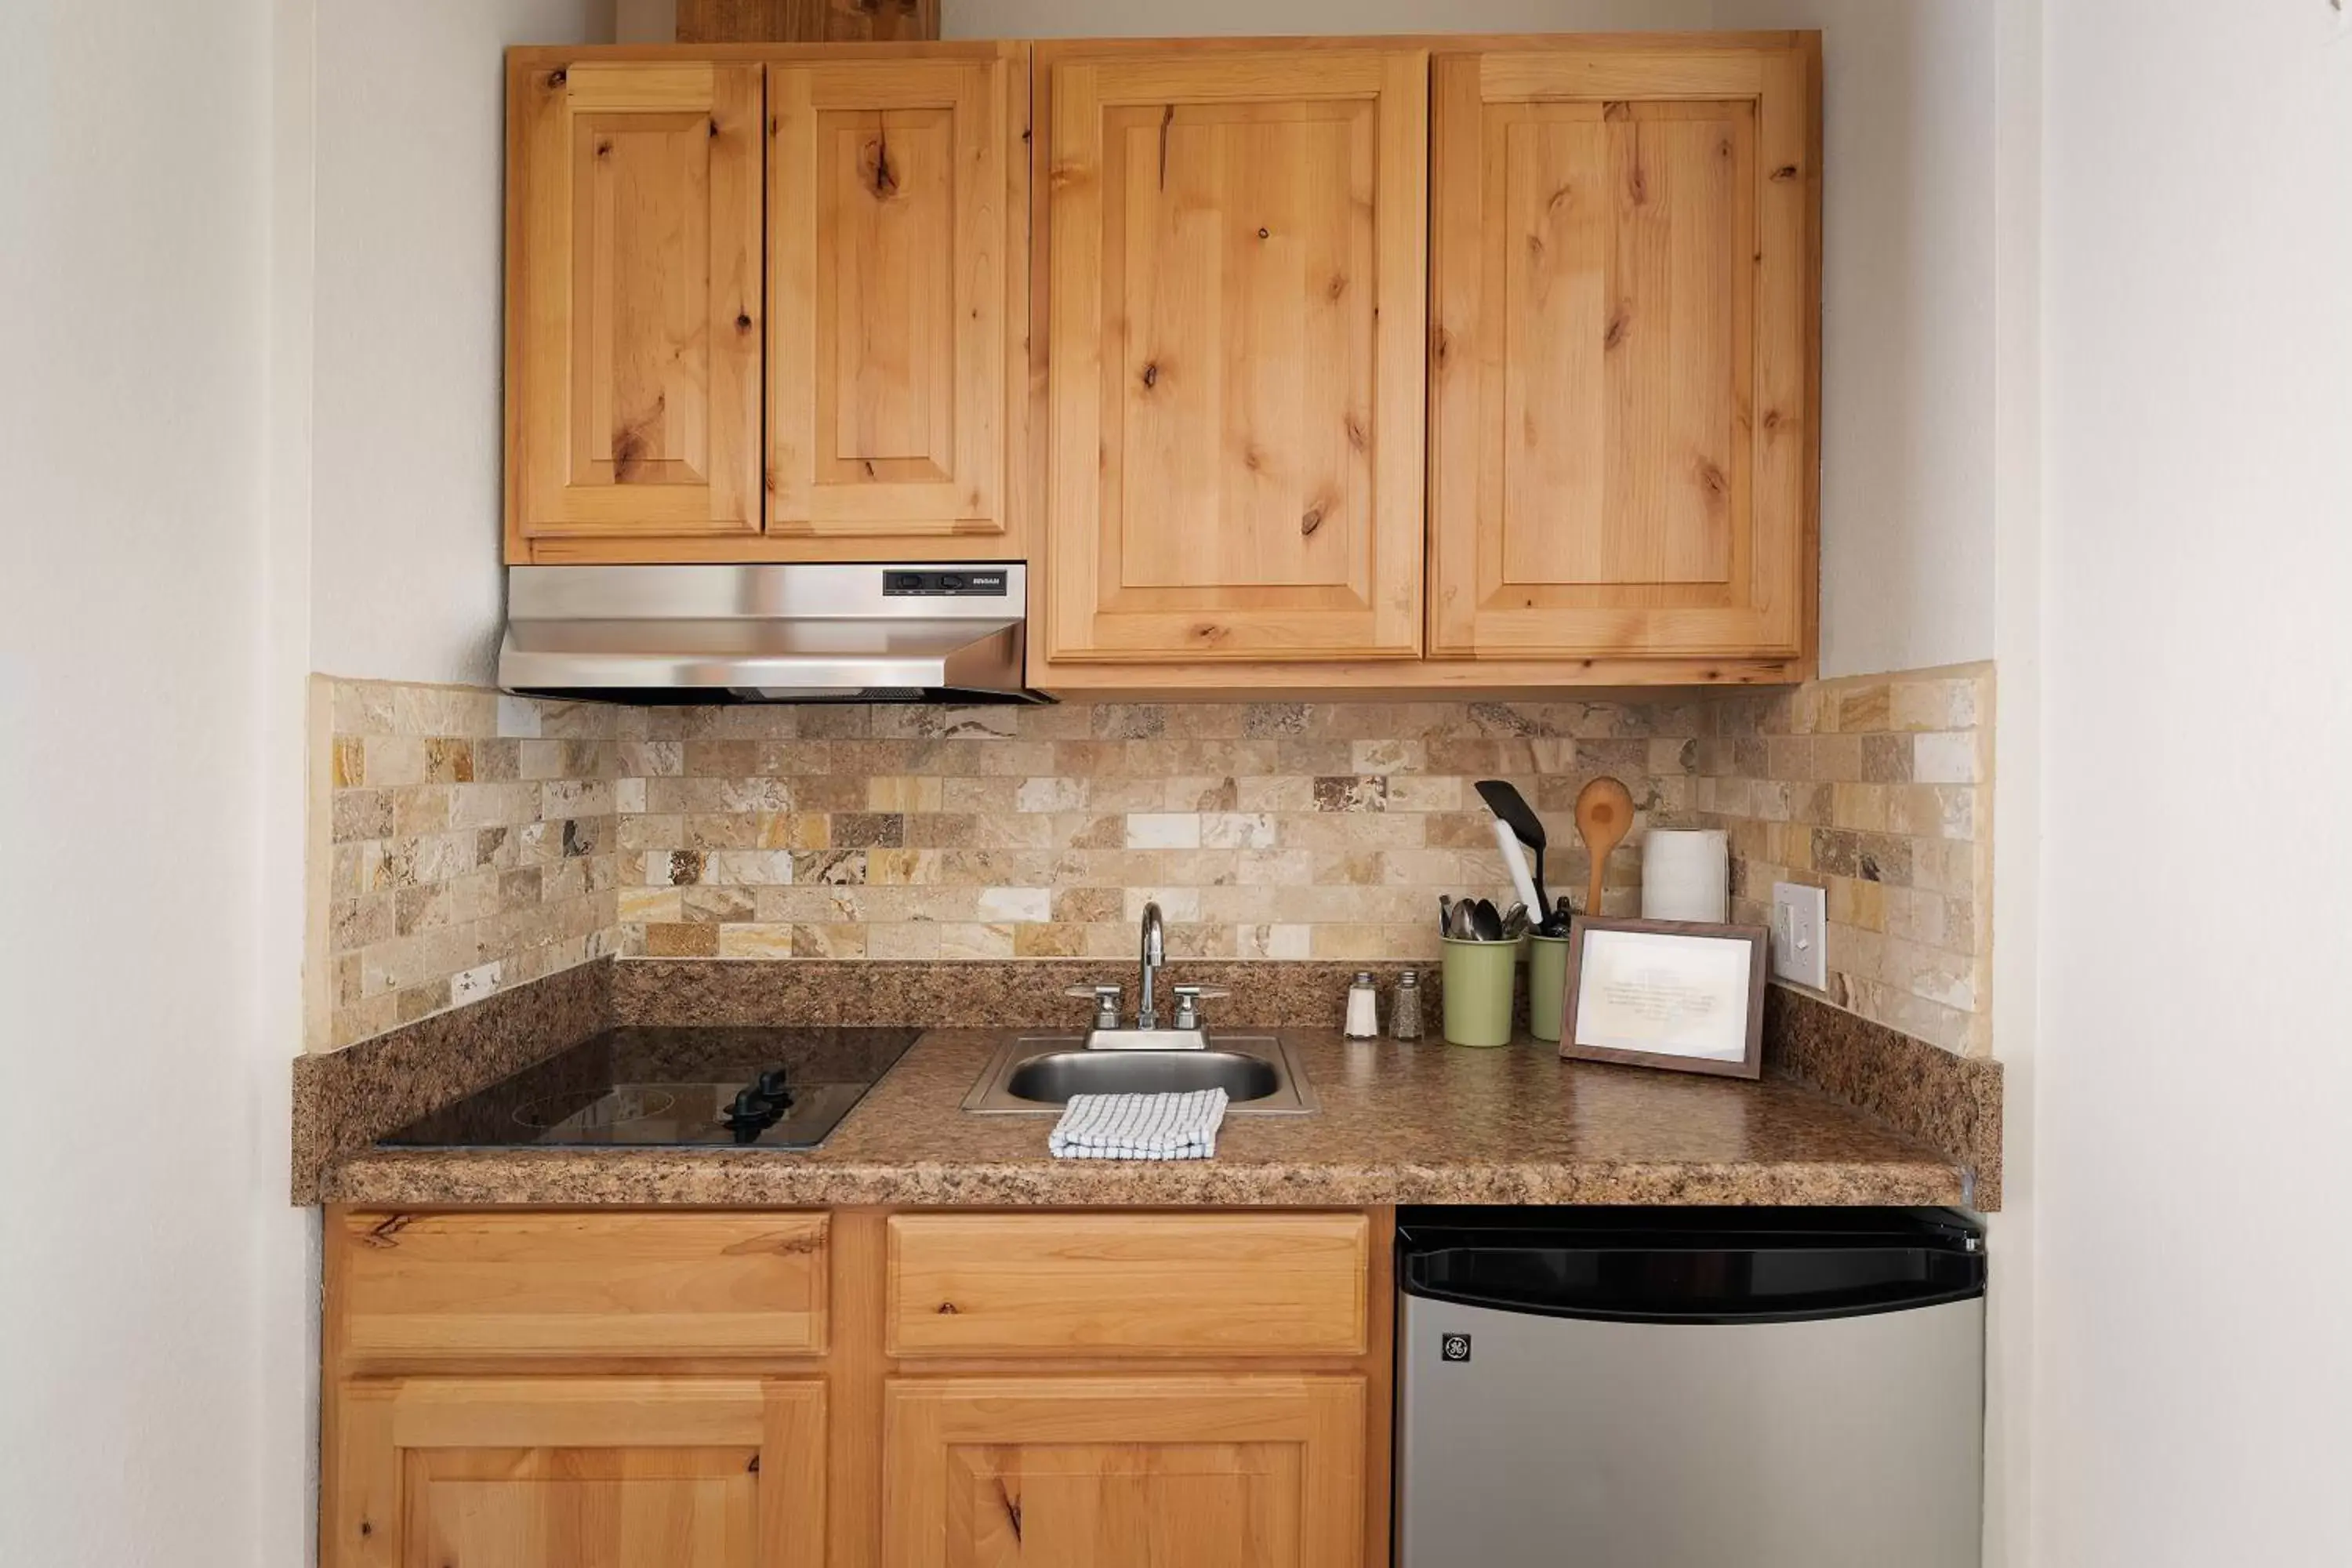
[1440,937,1518,1047]
[1527,932,1572,1043]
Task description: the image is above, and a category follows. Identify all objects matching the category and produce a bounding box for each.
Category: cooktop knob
[757,1067,791,1101]
[730,1087,769,1119]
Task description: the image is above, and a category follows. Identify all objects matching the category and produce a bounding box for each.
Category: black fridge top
[1397,1206,1987,1325]
[379,1025,919,1152]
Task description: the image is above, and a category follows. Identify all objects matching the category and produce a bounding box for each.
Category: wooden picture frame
[1559,917,1770,1080]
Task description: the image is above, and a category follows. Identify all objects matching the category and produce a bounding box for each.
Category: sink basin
[1007,1049,1280,1103]
[962,1035,1317,1115]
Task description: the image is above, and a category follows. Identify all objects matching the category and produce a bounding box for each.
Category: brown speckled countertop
[318,1026,1971,1209]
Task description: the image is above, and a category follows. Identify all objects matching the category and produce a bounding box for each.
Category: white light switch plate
[1771,881,1828,990]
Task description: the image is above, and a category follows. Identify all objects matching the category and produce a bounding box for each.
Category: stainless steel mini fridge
[1396,1207,1987,1568]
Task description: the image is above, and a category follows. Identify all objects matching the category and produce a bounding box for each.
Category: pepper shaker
[1390,969,1424,1041]
[1344,971,1381,1039]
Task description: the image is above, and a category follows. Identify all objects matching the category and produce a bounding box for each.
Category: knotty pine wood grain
[1428,39,1818,662]
[678,0,938,45]
[883,1211,1370,1357]
[336,1210,831,1365]
[880,1373,1366,1568]
[767,48,1025,554]
[1039,44,1427,666]
[506,60,764,551]
[326,1377,826,1568]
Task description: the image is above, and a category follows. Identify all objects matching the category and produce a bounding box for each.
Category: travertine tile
[314,680,619,1053]
[316,677,1992,1064]
[976,886,1051,924]
[1698,662,1995,1060]
[1124,813,1200,849]
[1915,731,1985,784]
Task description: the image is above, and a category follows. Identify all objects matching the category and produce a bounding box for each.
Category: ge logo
[1440,1334,1472,1363]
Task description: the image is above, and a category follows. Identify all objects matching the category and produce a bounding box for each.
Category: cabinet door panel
[884,1375,1364,1568]
[510,63,764,543]
[1044,49,1426,662]
[407,1449,756,1568]
[329,1379,822,1568]
[769,56,1018,546]
[1429,44,1817,660]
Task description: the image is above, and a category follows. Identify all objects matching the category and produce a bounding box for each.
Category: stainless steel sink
[961,1034,1317,1114]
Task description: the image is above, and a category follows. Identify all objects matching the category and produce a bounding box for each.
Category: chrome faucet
[1064,902,1222,1048]
[1137,900,1166,1029]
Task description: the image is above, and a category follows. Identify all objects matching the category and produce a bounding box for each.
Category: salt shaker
[1390,969,1424,1042]
[1343,971,1381,1039]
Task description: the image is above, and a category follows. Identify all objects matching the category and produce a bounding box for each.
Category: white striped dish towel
[1048,1088,1229,1160]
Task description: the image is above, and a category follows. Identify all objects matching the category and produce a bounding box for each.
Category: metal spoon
[1471,898,1504,942]
[1447,898,1477,942]
[1438,895,1454,936]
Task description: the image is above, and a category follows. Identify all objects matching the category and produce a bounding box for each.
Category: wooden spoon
[1573,776,1635,920]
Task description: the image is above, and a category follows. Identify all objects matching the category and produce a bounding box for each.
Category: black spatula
[1475,779,1558,931]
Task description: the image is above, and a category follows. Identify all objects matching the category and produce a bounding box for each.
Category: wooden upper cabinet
[329,1377,824,1568]
[508,61,765,547]
[768,50,1025,554]
[1040,47,1429,663]
[1428,40,1820,661]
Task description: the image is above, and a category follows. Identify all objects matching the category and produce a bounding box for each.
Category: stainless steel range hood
[498,563,1046,703]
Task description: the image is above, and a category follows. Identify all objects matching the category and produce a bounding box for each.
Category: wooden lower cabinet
[322,1207,1392,1568]
[882,1374,1367,1568]
[327,1377,826,1567]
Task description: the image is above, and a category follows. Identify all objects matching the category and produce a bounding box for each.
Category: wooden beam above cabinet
[676,0,940,45]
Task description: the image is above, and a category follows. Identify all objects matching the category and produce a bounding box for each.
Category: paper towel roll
[1640,829,1730,923]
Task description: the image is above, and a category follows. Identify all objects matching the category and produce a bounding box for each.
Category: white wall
[1709,0,1998,677]
[1982,2,2043,1561]
[309,0,614,688]
[2035,1,2352,1562]
[0,1,314,1563]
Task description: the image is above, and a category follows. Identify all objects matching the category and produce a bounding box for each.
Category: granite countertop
[317,1026,1971,1209]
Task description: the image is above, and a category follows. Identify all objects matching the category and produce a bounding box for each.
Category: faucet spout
[1137,901,1165,1029]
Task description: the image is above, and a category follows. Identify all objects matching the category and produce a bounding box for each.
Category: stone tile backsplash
[609,699,1705,964]
[310,679,620,1050]
[307,666,1994,1058]
[1700,663,1994,1057]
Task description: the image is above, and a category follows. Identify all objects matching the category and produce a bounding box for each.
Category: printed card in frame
[1559,917,1770,1080]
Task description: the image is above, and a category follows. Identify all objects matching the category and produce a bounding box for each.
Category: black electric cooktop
[379,1026,920,1151]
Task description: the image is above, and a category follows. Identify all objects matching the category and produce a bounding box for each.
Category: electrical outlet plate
[1770,881,1828,990]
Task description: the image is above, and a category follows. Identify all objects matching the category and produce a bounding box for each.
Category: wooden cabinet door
[883,1374,1365,1568]
[328,1378,823,1568]
[768,53,1022,556]
[1428,41,1819,660]
[1041,49,1427,663]
[508,62,764,546]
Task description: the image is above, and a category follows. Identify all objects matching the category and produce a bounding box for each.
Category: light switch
[1770,881,1828,990]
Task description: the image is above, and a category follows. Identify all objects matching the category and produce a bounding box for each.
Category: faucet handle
[1065,983,1123,1030]
[1169,983,1229,1032]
